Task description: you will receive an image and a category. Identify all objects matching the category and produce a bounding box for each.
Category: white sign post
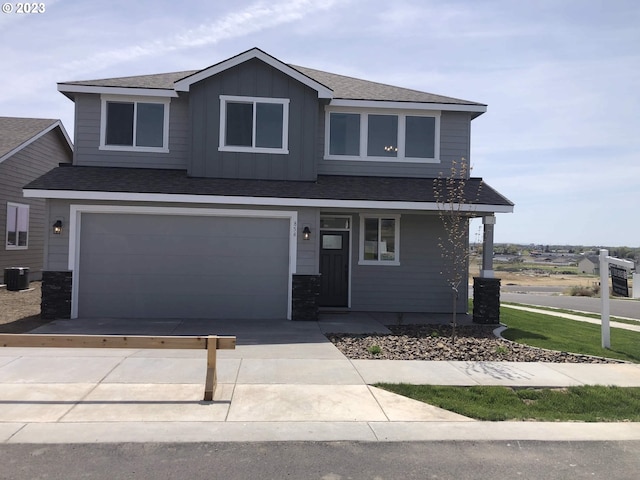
[599,249,634,349]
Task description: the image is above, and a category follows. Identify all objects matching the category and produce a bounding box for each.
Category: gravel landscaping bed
[327,324,623,363]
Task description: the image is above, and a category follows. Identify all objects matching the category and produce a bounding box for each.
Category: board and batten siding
[1,129,72,280]
[72,93,189,169]
[350,213,468,313]
[189,58,318,181]
[317,111,472,178]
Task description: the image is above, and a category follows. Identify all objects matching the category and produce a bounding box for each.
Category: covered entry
[73,207,294,319]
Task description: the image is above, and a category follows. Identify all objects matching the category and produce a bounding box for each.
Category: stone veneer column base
[41,271,72,320]
[472,277,501,324]
[292,274,321,321]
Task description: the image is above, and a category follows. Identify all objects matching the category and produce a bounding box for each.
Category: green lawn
[376,384,640,422]
[500,308,640,363]
[502,302,640,327]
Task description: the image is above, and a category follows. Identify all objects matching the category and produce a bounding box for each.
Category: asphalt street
[1,441,639,480]
[500,291,640,320]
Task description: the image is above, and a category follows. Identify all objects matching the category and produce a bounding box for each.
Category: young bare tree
[433,158,481,341]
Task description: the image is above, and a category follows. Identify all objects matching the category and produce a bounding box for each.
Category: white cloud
[59,0,343,76]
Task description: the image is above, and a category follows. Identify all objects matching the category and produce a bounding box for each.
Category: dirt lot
[0,282,53,333]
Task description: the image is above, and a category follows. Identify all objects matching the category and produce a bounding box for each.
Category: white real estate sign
[599,249,635,349]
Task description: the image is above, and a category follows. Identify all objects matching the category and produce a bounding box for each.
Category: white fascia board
[0,121,73,165]
[57,84,178,98]
[23,189,514,214]
[329,99,487,114]
[174,48,333,99]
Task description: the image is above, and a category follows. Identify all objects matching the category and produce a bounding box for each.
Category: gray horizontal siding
[189,58,318,181]
[1,129,72,280]
[318,111,472,178]
[44,200,320,275]
[350,213,468,313]
[73,93,189,169]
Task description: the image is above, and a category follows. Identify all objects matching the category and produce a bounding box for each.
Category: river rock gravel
[326,324,622,363]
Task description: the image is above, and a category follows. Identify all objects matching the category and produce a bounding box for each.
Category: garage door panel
[80,250,289,276]
[77,213,291,319]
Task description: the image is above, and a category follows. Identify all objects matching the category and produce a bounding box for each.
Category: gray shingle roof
[0,117,60,161]
[60,71,197,90]
[58,58,483,106]
[24,166,513,208]
[291,65,483,105]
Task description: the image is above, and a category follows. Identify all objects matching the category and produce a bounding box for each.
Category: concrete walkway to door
[0,312,639,443]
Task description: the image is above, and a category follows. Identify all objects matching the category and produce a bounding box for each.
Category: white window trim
[324,107,440,163]
[5,202,29,250]
[219,95,290,154]
[358,213,401,266]
[99,95,170,153]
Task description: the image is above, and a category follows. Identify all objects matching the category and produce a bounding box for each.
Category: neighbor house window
[100,96,170,152]
[359,214,400,265]
[6,203,29,249]
[325,109,439,162]
[219,95,289,154]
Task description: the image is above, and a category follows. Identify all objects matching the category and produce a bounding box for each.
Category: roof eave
[23,188,513,213]
[329,98,487,115]
[57,84,179,99]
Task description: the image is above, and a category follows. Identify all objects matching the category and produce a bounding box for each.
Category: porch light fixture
[302,226,311,240]
[52,220,63,235]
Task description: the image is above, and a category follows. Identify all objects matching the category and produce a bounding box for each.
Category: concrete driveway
[1,313,640,443]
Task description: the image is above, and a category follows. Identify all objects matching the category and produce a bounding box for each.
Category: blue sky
[1,0,638,247]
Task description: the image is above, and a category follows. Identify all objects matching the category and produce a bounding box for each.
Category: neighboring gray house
[1,117,73,282]
[25,48,513,320]
[578,255,600,275]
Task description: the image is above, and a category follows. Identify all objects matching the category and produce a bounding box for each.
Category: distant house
[577,255,600,275]
[0,117,73,281]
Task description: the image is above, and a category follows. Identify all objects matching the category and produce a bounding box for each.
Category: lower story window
[360,215,400,265]
[6,202,29,249]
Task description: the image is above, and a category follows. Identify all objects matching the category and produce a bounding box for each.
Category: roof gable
[0,117,73,164]
[173,47,333,98]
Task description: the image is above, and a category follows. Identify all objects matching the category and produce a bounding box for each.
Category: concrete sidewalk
[1,314,639,443]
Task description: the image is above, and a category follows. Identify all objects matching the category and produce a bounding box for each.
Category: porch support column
[480,215,495,278]
[473,215,500,324]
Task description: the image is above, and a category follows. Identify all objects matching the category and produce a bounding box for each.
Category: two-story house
[24,48,513,321]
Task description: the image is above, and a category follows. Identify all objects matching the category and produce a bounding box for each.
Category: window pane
[330,113,360,155]
[226,102,253,147]
[364,218,379,260]
[16,206,28,247]
[380,219,396,261]
[6,205,17,246]
[367,115,397,157]
[106,102,134,146]
[256,102,283,148]
[320,217,350,229]
[406,116,435,158]
[136,103,164,147]
[322,234,343,250]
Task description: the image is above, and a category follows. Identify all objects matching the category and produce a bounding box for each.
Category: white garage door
[76,213,290,319]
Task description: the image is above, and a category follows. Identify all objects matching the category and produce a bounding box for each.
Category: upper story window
[100,95,170,153]
[325,108,440,163]
[219,95,289,154]
[6,202,29,250]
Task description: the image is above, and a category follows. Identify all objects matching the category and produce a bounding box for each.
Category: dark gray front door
[319,231,349,307]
